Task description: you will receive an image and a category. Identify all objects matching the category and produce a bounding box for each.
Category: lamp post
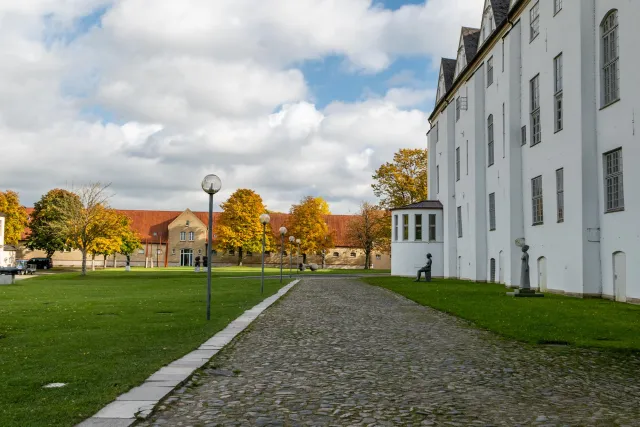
[296,238,301,272]
[289,235,295,277]
[279,226,287,283]
[260,214,271,294]
[201,174,222,321]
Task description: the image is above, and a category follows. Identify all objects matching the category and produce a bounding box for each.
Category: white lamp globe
[279,226,287,235]
[201,174,222,195]
[259,213,271,225]
[289,236,295,243]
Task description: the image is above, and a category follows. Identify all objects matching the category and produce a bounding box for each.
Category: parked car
[15,260,36,275]
[27,258,53,270]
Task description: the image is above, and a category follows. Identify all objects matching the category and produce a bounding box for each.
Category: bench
[0,267,20,285]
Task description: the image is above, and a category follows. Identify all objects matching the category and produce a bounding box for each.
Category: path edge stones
[75,279,300,427]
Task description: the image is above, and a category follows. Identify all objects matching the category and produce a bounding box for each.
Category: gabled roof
[442,58,457,92]
[461,27,481,63]
[490,0,510,27]
[391,200,443,211]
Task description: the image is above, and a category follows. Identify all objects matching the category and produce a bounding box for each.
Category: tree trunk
[103,255,107,269]
[81,250,87,276]
[237,247,243,266]
[365,250,370,270]
[302,253,307,264]
[113,254,117,268]
[46,249,55,259]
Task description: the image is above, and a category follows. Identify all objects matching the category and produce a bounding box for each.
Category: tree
[285,196,333,263]
[372,148,428,209]
[346,202,390,269]
[214,189,275,266]
[0,190,28,246]
[26,189,79,258]
[119,219,142,266]
[87,209,128,270]
[48,183,116,275]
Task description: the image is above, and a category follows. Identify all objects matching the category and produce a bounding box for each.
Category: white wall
[391,208,444,277]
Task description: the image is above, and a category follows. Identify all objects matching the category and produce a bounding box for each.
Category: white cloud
[0,0,482,213]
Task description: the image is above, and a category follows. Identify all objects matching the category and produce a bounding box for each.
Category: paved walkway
[139,278,640,426]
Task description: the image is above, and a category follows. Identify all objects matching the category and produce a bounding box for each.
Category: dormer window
[482,6,494,44]
[455,46,466,78]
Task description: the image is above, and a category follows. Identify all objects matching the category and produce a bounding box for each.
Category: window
[138,249,145,254]
[532,175,544,225]
[429,214,436,241]
[530,2,540,41]
[456,147,461,181]
[394,215,398,241]
[466,140,469,175]
[487,115,494,166]
[604,148,624,212]
[490,258,496,282]
[556,168,564,222]
[229,249,235,255]
[179,231,186,241]
[185,220,190,226]
[376,254,382,260]
[350,252,357,258]
[487,57,494,87]
[415,214,423,241]
[530,75,541,146]
[489,193,496,231]
[171,248,175,255]
[436,165,440,193]
[456,97,461,121]
[554,0,562,15]
[521,126,527,146]
[333,252,339,257]
[247,251,253,256]
[457,207,463,238]
[198,249,202,255]
[188,231,195,241]
[402,214,409,240]
[602,10,620,106]
[554,54,563,132]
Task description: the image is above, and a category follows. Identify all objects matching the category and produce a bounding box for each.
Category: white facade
[390,202,444,278]
[428,0,639,301]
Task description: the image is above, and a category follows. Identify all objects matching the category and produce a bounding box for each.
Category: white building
[421,0,638,302]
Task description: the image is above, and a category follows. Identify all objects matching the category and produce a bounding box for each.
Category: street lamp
[279,226,287,283]
[260,213,271,294]
[201,174,222,321]
[289,235,295,277]
[296,238,301,273]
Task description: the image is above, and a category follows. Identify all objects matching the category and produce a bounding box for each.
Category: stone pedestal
[507,288,544,298]
[0,275,14,285]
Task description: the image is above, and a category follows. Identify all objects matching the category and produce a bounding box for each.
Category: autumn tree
[48,183,116,275]
[87,209,129,270]
[346,202,390,269]
[26,189,79,258]
[285,196,333,263]
[372,148,428,209]
[214,189,275,266]
[0,190,28,246]
[119,220,142,267]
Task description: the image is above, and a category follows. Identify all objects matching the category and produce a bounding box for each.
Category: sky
[0,0,484,214]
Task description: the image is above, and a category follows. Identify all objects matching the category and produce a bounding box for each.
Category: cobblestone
[139,278,640,426]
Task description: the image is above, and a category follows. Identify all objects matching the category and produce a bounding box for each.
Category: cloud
[0,0,481,213]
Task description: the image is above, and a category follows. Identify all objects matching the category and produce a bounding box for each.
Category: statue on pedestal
[203,255,208,272]
[520,245,530,289]
[414,253,433,282]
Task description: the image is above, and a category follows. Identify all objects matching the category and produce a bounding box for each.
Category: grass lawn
[0,271,288,427]
[363,277,640,352]
[68,266,390,277]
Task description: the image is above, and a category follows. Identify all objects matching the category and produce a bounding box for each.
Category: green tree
[215,189,275,266]
[346,202,390,269]
[0,190,28,246]
[285,196,333,263]
[26,189,79,258]
[372,148,428,209]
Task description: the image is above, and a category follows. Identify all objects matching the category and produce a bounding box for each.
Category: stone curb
[76,279,300,427]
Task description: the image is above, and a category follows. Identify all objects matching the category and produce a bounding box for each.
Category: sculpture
[520,245,530,289]
[203,255,208,271]
[414,253,433,282]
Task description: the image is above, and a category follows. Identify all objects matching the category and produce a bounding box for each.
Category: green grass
[363,277,640,351]
[0,271,287,427]
[67,266,390,277]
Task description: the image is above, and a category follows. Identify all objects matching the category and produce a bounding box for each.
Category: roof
[490,0,510,27]
[21,208,358,248]
[442,58,457,92]
[461,27,481,63]
[391,200,444,211]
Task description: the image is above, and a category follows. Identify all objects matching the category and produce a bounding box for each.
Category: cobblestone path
[140,279,640,426]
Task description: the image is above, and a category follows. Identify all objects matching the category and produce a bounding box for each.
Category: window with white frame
[393,215,398,241]
[429,214,436,241]
[457,206,463,238]
[554,54,563,132]
[179,231,186,241]
[456,97,461,121]
[530,75,541,146]
[521,126,527,146]
[487,114,495,166]
[602,10,620,106]
[604,148,624,212]
[415,214,423,241]
[530,2,540,41]
[456,147,461,181]
[487,57,494,87]
[188,231,195,241]
[554,0,562,15]
[489,193,496,231]
[402,214,409,240]
[531,175,544,225]
[556,168,564,222]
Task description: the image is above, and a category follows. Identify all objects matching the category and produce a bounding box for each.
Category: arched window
[487,115,495,166]
[490,258,496,283]
[601,10,619,106]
